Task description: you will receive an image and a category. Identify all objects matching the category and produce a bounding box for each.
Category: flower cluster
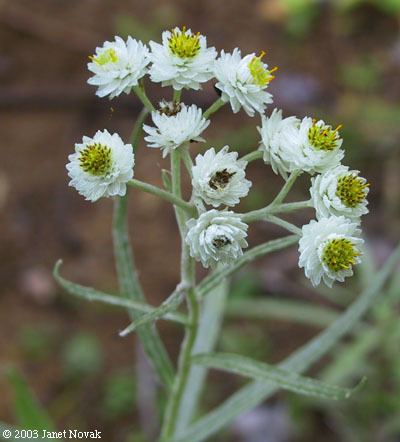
[66,26,370,288]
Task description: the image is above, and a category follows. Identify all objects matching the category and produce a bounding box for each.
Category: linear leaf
[169,242,400,442]
[7,369,56,433]
[227,298,339,328]
[175,279,229,434]
[53,260,187,325]
[193,352,363,401]
[114,195,175,388]
[119,285,186,336]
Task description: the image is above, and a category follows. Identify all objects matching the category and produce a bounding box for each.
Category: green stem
[170,149,188,236]
[203,98,226,119]
[270,170,301,206]
[180,145,194,178]
[113,196,174,389]
[173,89,182,103]
[130,107,150,147]
[197,235,299,297]
[241,150,263,163]
[161,249,198,439]
[161,149,199,439]
[134,85,155,112]
[128,179,196,216]
[241,200,312,223]
[266,215,302,235]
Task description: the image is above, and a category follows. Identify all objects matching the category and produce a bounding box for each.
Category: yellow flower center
[168,27,201,59]
[90,48,119,66]
[322,238,360,272]
[248,52,277,87]
[308,121,342,151]
[336,174,369,208]
[79,143,112,176]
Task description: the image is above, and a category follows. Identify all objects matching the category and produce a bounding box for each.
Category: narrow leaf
[119,285,186,337]
[227,298,339,328]
[7,369,56,432]
[169,242,400,442]
[175,279,229,434]
[53,260,187,325]
[193,352,363,401]
[113,196,175,388]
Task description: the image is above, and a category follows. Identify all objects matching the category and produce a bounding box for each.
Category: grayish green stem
[134,85,156,112]
[203,98,226,119]
[241,150,263,163]
[197,235,299,297]
[128,179,196,216]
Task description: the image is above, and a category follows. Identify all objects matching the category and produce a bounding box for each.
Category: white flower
[186,210,248,268]
[298,216,363,287]
[311,165,369,221]
[143,103,209,157]
[258,108,300,179]
[87,36,150,99]
[192,146,252,208]
[281,117,344,175]
[66,130,134,202]
[149,27,217,90]
[214,49,275,117]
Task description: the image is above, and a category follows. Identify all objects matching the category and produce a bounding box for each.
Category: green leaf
[175,279,229,433]
[53,260,186,325]
[227,298,340,328]
[113,196,175,389]
[168,242,400,442]
[193,352,363,401]
[7,369,56,432]
[119,285,186,337]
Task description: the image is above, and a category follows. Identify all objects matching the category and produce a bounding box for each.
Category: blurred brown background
[1,1,400,441]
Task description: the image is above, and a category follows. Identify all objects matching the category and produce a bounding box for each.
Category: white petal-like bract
[214,49,275,117]
[143,103,209,157]
[87,36,150,99]
[310,165,369,221]
[192,146,252,207]
[149,27,217,90]
[186,210,248,268]
[298,216,363,287]
[66,130,134,201]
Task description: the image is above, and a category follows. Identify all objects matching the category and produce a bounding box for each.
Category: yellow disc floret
[308,121,342,152]
[79,143,112,176]
[336,174,369,208]
[168,27,201,59]
[90,48,119,66]
[248,52,277,87]
[322,238,360,272]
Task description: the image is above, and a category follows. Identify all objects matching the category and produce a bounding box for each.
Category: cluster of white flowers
[66,27,370,287]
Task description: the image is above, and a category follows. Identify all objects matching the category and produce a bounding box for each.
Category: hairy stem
[271,170,302,206]
[161,150,200,439]
[128,179,196,216]
[134,85,155,112]
[241,200,312,223]
[241,150,263,163]
[203,98,226,119]
[130,107,150,146]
